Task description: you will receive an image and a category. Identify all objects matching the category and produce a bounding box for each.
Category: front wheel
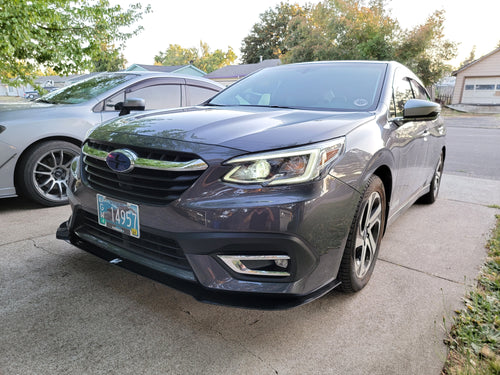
[16,140,80,206]
[338,175,386,292]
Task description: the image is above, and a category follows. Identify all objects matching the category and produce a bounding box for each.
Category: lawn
[443,212,500,374]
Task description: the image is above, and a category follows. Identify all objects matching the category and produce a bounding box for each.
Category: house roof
[452,47,500,76]
[205,59,281,79]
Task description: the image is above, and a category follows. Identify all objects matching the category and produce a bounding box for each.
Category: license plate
[97,194,140,238]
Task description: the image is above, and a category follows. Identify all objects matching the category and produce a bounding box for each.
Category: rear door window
[129,84,182,110]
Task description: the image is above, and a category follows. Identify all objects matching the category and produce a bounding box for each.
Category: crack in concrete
[0,234,55,248]
[29,239,60,256]
[378,257,466,285]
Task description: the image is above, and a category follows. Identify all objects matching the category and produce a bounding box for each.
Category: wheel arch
[372,165,392,234]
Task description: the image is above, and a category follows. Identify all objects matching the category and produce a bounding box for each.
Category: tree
[241,2,307,63]
[242,0,457,85]
[154,42,237,73]
[394,10,457,86]
[0,0,150,85]
[92,44,127,72]
[283,0,398,63]
[154,44,199,67]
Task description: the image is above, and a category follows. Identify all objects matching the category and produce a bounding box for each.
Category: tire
[16,140,80,206]
[338,175,386,292]
[419,152,444,204]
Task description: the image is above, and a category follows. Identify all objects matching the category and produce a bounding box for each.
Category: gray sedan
[0,72,223,206]
[59,61,445,308]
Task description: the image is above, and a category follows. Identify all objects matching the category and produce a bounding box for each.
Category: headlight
[223,137,345,185]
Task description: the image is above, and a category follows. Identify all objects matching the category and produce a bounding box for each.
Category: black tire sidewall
[339,175,386,292]
[419,152,444,204]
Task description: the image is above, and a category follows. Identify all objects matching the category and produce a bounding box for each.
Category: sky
[115,0,500,69]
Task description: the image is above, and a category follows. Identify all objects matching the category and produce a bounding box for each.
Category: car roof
[109,71,225,88]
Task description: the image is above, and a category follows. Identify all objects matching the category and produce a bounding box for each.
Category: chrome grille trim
[81,141,206,205]
[83,143,208,172]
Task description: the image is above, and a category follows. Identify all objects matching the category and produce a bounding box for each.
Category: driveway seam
[378,257,466,285]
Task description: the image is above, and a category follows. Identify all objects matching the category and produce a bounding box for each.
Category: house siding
[452,49,500,104]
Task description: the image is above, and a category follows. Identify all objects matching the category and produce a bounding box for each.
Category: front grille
[74,210,191,270]
[82,141,206,205]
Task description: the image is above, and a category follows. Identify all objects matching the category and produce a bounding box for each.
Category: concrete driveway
[1,172,499,375]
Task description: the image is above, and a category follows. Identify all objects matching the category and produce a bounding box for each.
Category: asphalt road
[1,116,499,375]
[445,115,500,180]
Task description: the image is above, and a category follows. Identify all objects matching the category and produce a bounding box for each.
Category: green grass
[443,213,500,374]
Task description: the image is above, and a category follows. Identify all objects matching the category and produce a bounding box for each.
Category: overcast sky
[115,0,500,68]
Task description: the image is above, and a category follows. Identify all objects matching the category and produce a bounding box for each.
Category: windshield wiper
[204,103,228,107]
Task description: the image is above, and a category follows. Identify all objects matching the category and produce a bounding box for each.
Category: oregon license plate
[97,194,140,238]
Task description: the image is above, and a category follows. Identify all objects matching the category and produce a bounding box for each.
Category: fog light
[218,255,291,277]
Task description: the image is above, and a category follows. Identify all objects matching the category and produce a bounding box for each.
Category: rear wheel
[338,175,386,292]
[16,140,80,206]
[419,152,444,204]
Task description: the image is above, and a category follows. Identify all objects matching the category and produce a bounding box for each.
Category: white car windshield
[37,73,136,104]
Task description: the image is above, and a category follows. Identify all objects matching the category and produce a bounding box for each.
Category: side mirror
[403,99,441,121]
[116,97,146,116]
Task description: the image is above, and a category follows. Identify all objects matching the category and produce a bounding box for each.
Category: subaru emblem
[105,149,138,173]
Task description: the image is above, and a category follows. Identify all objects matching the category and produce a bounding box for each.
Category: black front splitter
[57,221,341,310]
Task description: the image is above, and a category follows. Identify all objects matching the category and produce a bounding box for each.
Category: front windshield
[38,73,136,104]
[208,62,387,111]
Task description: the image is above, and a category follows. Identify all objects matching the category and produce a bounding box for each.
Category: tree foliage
[0,0,149,85]
[154,42,237,73]
[241,2,307,64]
[92,44,127,72]
[394,10,457,86]
[242,0,457,85]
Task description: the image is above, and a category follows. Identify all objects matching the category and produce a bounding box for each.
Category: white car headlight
[223,137,345,185]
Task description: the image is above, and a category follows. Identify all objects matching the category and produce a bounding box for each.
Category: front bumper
[57,218,342,309]
[59,160,359,309]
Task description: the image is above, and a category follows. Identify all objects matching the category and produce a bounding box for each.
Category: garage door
[462,77,500,104]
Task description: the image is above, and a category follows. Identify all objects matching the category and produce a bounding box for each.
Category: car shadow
[0,196,60,212]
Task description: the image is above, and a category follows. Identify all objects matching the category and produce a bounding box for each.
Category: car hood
[0,101,55,113]
[91,106,374,153]
[0,102,90,123]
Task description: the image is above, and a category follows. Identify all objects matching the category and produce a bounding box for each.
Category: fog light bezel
[218,255,291,277]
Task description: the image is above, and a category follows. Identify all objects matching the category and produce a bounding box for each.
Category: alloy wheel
[32,148,76,203]
[354,191,383,278]
[432,156,443,198]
